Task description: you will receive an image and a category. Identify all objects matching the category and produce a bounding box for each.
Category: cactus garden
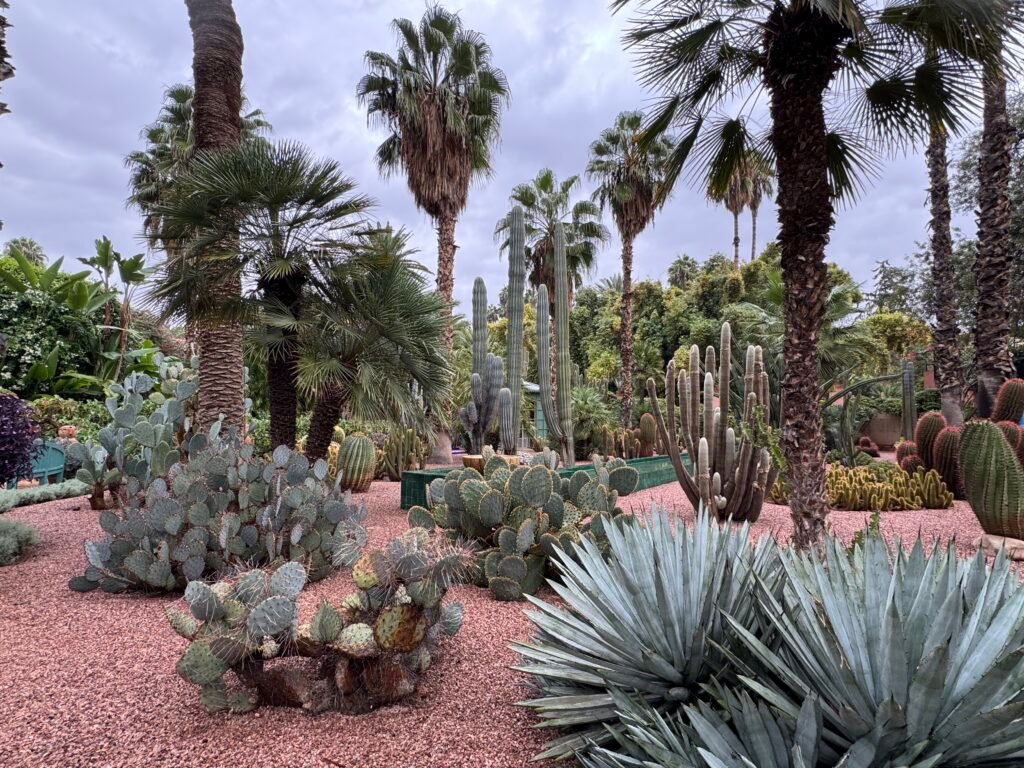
[5,0,1024,766]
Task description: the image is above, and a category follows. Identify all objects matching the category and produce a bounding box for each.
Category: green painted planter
[399,453,693,511]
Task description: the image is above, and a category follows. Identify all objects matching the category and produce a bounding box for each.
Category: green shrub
[0,480,89,513]
[0,518,39,565]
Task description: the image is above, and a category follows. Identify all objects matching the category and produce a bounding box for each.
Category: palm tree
[666,254,698,289]
[2,238,46,267]
[746,157,774,263]
[184,0,246,431]
[358,5,509,463]
[300,228,451,459]
[707,169,750,268]
[495,168,610,296]
[151,140,374,449]
[973,38,1015,412]
[613,0,1008,548]
[587,110,673,429]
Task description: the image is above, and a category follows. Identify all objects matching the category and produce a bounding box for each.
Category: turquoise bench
[5,440,66,489]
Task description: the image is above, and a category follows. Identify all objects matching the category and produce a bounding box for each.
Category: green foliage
[571,387,618,461]
[0,479,89,514]
[0,518,39,565]
[0,393,40,486]
[863,311,932,370]
[170,530,471,714]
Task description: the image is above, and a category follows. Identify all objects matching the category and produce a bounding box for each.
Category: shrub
[0,394,40,486]
[0,479,89,513]
[0,518,40,565]
[168,528,471,714]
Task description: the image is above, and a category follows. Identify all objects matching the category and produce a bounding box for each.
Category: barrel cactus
[932,426,963,498]
[913,411,946,471]
[638,412,657,456]
[961,420,1024,539]
[993,378,1024,424]
[169,530,471,715]
[338,433,376,493]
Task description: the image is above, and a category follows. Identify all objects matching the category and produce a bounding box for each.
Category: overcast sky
[0,0,976,314]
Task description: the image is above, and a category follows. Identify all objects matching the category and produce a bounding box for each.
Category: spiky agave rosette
[167,528,472,715]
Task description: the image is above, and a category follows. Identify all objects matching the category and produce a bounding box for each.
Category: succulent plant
[536,224,575,467]
[638,412,657,456]
[961,420,1024,538]
[993,378,1024,423]
[826,462,952,511]
[169,530,471,715]
[646,322,776,522]
[379,428,424,481]
[407,448,638,601]
[895,439,918,463]
[503,206,526,456]
[337,433,375,493]
[69,428,368,594]
[932,425,963,498]
[913,410,946,471]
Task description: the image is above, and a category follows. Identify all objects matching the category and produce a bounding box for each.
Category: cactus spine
[961,420,1024,538]
[536,224,574,467]
[645,322,774,522]
[503,206,526,456]
[914,411,946,471]
[458,277,507,455]
[932,426,963,499]
[993,379,1024,424]
[338,434,376,492]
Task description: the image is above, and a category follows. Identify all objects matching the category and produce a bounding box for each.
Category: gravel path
[0,477,989,767]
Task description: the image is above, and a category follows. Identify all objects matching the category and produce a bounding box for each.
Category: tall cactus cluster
[646,322,775,522]
[459,277,513,456]
[169,530,471,715]
[961,420,1024,539]
[897,412,964,498]
[406,448,638,601]
[69,431,368,593]
[503,205,526,456]
[536,224,575,467]
[379,428,425,481]
[827,463,952,511]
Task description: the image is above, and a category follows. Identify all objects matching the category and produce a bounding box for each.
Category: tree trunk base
[428,431,453,466]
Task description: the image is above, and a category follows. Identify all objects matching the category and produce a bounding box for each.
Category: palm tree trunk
[764,5,847,551]
[926,124,964,426]
[973,52,1015,413]
[427,212,457,463]
[306,386,343,460]
[185,0,246,432]
[750,206,759,262]
[264,275,302,450]
[732,211,740,269]
[619,235,635,430]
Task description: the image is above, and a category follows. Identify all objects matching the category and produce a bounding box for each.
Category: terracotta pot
[861,412,902,451]
[461,455,485,474]
[503,455,521,467]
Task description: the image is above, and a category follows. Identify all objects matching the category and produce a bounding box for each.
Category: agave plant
[512,505,783,760]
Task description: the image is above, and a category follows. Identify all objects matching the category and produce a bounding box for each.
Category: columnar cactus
[932,426,963,499]
[826,463,952,511]
[536,224,574,467]
[503,205,526,456]
[993,379,1024,424]
[914,411,946,471]
[961,420,1024,539]
[380,428,424,481]
[645,322,775,522]
[338,434,376,493]
[638,412,657,456]
[458,277,507,456]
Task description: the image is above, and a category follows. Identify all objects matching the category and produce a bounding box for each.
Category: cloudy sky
[1,0,976,314]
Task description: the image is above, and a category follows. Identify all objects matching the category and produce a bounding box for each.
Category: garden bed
[0,480,987,767]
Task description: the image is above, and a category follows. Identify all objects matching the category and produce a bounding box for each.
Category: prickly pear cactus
[169,531,471,715]
[406,451,638,601]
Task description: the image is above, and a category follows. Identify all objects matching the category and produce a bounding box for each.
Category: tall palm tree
[613,0,1009,549]
[495,168,610,296]
[184,0,246,431]
[358,5,509,463]
[973,39,1015,412]
[707,169,750,268]
[587,110,673,429]
[151,140,374,449]
[746,157,774,262]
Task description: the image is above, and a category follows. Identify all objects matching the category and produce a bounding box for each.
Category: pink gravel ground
[0,476,989,767]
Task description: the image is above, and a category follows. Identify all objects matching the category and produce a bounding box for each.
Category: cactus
[913,411,946,471]
[169,533,472,715]
[504,206,526,456]
[68,431,368,594]
[900,454,925,475]
[458,277,509,456]
[536,224,575,467]
[961,420,1024,538]
[338,434,376,493]
[380,428,424,481]
[407,449,636,600]
[638,413,657,457]
[932,426,963,499]
[645,322,775,523]
[895,440,918,464]
[826,463,952,511]
[993,379,1024,424]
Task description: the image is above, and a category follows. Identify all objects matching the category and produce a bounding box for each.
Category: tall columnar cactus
[645,322,775,522]
[459,277,506,455]
[961,420,1024,539]
[932,426,963,499]
[338,434,376,493]
[639,413,658,456]
[536,224,574,467]
[993,379,1024,424]
[914,411,946,471]
[503,206,526,456]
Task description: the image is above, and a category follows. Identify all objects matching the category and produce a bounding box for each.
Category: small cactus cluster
[378,428,426,481]
[992,379,1024,424]
[67,358,198,510]
[169,530,470,715]
[961,420,1024,539]
[69,430,368,593]
[827,463,953,511]
[599,426,643,459]
[646,322,776,522]
[855,436,880,458]
[897,412,963,498]
[337,433,376,493]
[406,448,639,601]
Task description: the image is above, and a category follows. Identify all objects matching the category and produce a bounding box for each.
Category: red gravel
[0,482,551,768]
[0,476,992,767]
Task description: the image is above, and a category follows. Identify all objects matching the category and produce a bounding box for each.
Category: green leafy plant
[0,479,89,514]
[0,518,39,565]
[0,393,40,486]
